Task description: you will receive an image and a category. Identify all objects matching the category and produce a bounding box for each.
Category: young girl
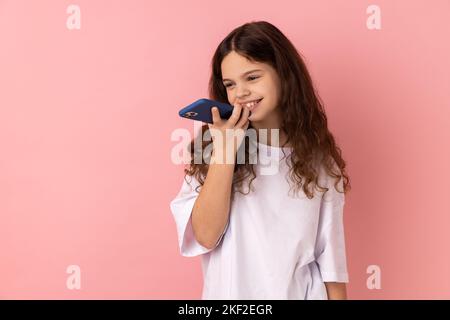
[170,21,351,300]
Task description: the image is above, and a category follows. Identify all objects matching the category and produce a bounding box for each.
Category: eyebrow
[222,69,263,82]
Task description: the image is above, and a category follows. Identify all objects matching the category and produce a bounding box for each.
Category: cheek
[226,92,235,103]
[266,87,280,109]
[260,82,276,99]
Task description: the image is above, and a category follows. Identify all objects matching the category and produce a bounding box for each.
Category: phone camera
[184,111,198,118]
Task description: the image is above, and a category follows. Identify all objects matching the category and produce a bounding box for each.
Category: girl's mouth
[242,98,263,112]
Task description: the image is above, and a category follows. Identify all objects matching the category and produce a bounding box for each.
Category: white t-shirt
[170,141,349,299]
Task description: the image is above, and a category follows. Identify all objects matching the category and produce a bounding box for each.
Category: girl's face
[221,51,282,126]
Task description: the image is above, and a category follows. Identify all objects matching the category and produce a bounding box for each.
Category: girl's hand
[207,104,250,164]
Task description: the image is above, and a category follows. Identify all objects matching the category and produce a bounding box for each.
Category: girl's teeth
[243,99,261,109]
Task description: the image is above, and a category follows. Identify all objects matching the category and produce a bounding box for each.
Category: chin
[248,112,263,122]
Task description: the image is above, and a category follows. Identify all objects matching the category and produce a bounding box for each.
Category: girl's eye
[223,75,259,88]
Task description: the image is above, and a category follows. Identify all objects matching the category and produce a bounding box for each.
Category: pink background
[0,0,449,299]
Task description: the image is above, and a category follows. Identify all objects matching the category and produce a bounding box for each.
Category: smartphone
[178,98,234,124]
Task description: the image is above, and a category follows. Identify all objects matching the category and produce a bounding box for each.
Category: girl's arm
[324,282,348,300]
[191,105,250,249]
[191,156,235,249]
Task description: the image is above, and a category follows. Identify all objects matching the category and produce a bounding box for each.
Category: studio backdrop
[0,0,449,299]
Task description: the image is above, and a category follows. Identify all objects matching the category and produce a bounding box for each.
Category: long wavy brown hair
[184,20,351,201]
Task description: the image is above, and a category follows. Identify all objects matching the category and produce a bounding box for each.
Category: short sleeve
[314,172,349,283]
[169,174,228,257]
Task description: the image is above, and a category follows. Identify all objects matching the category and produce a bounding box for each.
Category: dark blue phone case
[178,98,234,124]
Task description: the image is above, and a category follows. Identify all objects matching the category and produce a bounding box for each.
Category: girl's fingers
[211,107,221,125]
[235,107,250,128]
[228,103,242,127]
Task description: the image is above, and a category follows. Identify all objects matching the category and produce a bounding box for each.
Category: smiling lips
[239,98,263,111]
